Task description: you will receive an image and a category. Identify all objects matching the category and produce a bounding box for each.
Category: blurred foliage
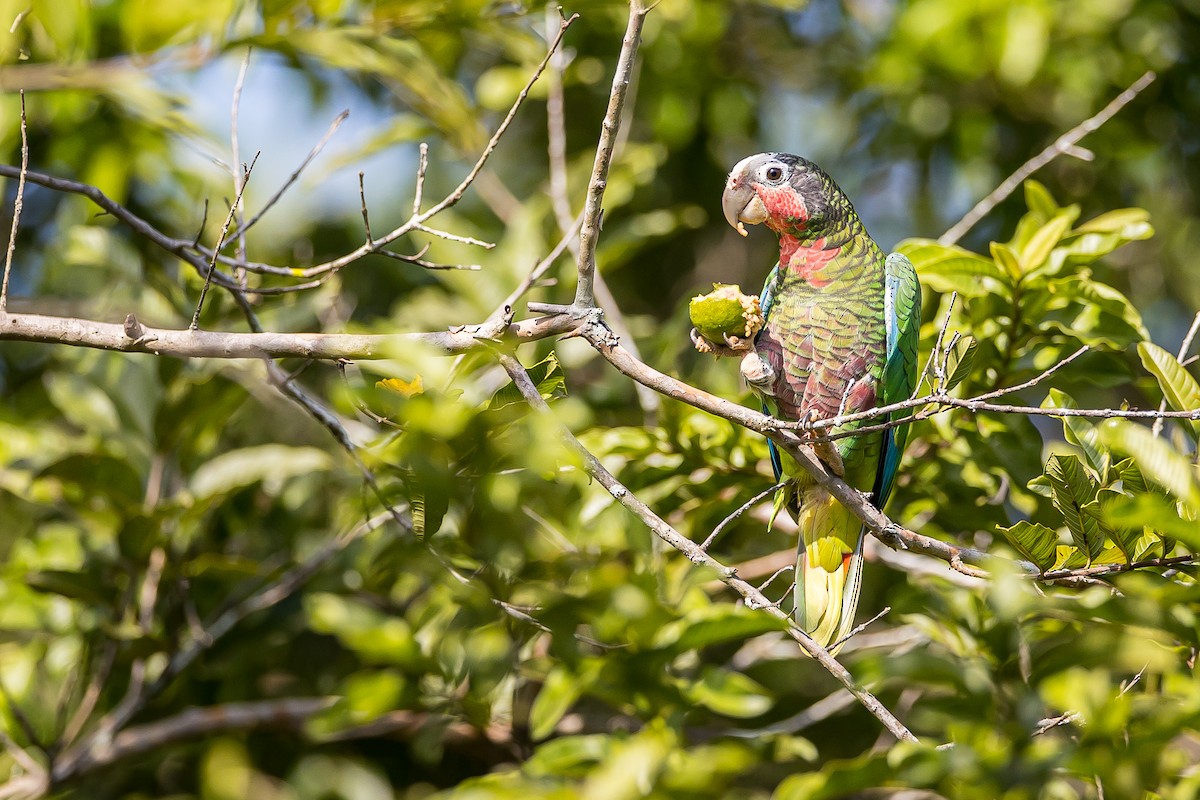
[1,0,1200,798]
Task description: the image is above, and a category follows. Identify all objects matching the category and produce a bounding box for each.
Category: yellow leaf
[376,376,424,397]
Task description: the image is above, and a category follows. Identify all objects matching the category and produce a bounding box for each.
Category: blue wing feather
[871,252,920,508]
[757,265,783,481]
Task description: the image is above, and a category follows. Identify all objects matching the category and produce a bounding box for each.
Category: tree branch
[0,91,27,313]
[0,309,580,358]
[51,698,332,784]
[573,0,648,309]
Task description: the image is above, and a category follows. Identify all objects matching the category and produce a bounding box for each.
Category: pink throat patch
[755,184,839,286]
[779,234,839,287]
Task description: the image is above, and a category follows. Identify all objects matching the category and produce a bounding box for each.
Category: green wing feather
[872,252,921,508]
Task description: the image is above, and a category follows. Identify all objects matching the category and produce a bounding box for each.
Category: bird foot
[800,410,845,477]
[812,440,846,477]
[739,351,776,395]
[691,327,753,358]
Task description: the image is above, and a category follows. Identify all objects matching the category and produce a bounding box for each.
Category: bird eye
[764,165,784,182]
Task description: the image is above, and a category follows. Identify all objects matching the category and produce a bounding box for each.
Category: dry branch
[0,309,580,358]
[573,0,648,309]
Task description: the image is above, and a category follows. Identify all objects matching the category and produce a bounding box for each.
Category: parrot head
[722,153,847,241]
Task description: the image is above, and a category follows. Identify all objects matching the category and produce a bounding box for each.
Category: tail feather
[794,487,865,654]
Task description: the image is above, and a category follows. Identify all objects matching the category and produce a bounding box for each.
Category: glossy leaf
[1044,454,1104,561]
[997,520,1058,571]
[1098,419,1200,510]
[1137,341,1200,442]
[896,239,1010,297]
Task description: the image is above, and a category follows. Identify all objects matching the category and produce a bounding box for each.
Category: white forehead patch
[727,153,771,188]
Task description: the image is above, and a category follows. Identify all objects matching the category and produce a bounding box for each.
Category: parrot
[720,153,920,652]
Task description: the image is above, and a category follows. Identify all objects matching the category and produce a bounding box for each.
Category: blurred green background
[1,0,1199,797]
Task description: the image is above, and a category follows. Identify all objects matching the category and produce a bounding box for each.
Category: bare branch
[51,698,336,784]
[573,0,648,308]
[496,351,919,744]
[1037,554,1200,582]
[192,153,259,329]
[542,6,659,422]
[940,71,1156,245]
[0,309,581,358]
[0,90,27,312]
[701,481,787,551]
[235,109,350,239]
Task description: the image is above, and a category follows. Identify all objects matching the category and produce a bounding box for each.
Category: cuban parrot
[720,153,920,652]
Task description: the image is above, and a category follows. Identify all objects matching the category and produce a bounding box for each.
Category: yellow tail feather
[793,487,865,654]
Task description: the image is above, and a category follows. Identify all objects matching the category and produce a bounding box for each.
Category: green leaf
[26,569,110,607]
[190,445,332,501]
[943,335,977,392]
[530,665,586,741]
[997,520,1058,571]
[1097,419,1200,510]
[1086,488,1136,563]
[1046,214,1154,275]
[305,593,422,668]
[653,604,786,653]
[989,241,1023,282]
[1109,457,1151,496]
[1044,454,1104,562]
[1035,277,1148,348]
[1051,545,1088,572]
[1021,212,1075,273]
[1137,341,1200,442]
[683,668,773,718]
[525,735,610,777]
[1023,180,1060,219]
[403,467,447,541]
[1074,207,1152,235]
[1103,493,1200,549]
[488,353,567,411]
[896,239,1010,297]
[1043,389,1107,474]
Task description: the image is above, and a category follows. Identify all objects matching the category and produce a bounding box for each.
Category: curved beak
[721,175,767,237]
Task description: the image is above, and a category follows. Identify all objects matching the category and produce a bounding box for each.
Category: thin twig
[228,49,252,276]
[829,606,891,652]
[700,481,787,551]
[235,109,349,239]
[191,152,259,329]
[0,90,27,312]
[939,71,1156,245]
[1033,710,1081,736]
[1035,554,1200,582]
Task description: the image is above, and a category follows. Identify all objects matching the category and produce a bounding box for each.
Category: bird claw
[691,327,752,357]
[799,410,845,476]
[739,351,776,395]
[813,440,846,477]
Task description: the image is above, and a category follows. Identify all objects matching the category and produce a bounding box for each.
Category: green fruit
[689,284,763,344]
